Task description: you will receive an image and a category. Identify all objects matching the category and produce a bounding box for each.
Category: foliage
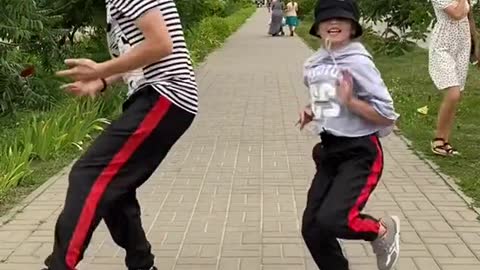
[473,1,480,29]
[0,0,50,55]
[176,0,253,29]
[0,91,123,192]
[296,0,317,20]
[186,6,256,65]
[358,0,433,46]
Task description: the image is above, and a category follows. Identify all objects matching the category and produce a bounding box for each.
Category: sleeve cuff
[113,0,161,21]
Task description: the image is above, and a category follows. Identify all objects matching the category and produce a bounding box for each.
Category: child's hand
[296,105,313,130]
[337,70,354,106]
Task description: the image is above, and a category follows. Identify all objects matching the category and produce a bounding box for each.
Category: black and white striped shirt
[106,0,198,114]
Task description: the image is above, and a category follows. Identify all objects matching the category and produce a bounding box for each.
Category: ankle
[378,222,387,238]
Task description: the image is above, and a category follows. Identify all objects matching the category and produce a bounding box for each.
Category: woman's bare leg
[435,86,462,142]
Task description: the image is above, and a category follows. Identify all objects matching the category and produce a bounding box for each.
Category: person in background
[429,0,478,156]
[285,1,299,36]
[268,0,286,36]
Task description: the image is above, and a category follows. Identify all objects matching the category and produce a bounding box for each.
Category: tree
[37,0,106,45]
[358,0,434,43]
[0,0,50,56]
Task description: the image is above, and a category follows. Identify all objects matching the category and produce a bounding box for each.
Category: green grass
[0,93,123,217]
[0,150,77,216]
[297,21,480,206]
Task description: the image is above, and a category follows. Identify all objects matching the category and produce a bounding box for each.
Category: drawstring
[324,38,340,75]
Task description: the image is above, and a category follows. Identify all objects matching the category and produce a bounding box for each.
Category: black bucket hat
[309,0,363,38]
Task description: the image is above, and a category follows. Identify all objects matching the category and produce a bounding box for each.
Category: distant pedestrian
[285,1,299,36]
[268,0,286,36]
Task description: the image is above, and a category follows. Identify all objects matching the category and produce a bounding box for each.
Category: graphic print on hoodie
[303,42,399,138]
[307,62,342,121]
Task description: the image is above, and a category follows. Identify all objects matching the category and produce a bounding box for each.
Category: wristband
[100,78,107,92]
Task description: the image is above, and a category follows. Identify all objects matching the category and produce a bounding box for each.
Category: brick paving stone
[1,8,480,270]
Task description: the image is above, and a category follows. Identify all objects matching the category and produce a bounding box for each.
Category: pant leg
[104,191,153,270]
[314,135,383,242]
[301,143,349,270]
[45,88,194,270]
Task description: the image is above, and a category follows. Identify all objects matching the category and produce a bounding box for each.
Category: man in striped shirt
[43,1,197,269]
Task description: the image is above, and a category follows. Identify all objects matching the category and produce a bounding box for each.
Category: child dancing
[298,1,400,269]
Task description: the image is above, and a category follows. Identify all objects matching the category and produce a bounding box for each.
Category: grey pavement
[1,8,480,270]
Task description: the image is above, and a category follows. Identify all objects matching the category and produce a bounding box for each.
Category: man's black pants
[302,132,384,270]
[45,87,194,270]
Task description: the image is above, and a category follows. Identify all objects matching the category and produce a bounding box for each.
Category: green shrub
[0,31,111,116]
[186,6,256,65]
[296,0,316,20]
[0,90,123,194]
[221,0,254,17]
[0,139,33,191]
[358,0,433,43]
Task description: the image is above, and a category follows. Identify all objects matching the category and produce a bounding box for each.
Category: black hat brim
[309,9,363,39]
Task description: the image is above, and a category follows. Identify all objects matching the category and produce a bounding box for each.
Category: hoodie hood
[304,42,372,73]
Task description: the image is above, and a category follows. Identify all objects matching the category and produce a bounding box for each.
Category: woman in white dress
[429,0,478,156]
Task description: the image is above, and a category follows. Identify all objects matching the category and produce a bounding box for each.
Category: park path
[1,8,480,270]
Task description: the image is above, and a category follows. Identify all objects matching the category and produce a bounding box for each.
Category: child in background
[297,0,400,269]
[285,1,299,36]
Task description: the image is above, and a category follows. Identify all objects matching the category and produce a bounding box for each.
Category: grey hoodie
[303,41,399,138]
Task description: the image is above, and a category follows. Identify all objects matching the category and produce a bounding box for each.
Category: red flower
[20,65,35,78]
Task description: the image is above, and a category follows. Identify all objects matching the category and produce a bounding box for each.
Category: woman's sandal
[431,138,451,156]
[444,142,460,156]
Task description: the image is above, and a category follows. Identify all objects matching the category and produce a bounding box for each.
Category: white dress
[429,0,471,91]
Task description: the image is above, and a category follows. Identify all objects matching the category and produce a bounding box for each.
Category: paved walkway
[1,9,480,270]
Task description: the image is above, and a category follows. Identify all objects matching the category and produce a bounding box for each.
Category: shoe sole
[389,215,401,270]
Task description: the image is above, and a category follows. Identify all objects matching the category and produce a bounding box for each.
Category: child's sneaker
[371,216,400,270]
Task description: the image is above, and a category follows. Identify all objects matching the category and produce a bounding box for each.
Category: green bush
[296,0,316,20]
[0,140,33,191]
[0,29,113,116]
[221,0,254,17]
[357,0,433,43]
[186,6,256,65]
[0,91,123,194]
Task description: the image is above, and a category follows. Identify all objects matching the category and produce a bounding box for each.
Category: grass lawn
[297,21,480,206]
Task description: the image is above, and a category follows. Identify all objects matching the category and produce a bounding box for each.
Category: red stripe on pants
[65,97,172,269]
[347,135,383,234]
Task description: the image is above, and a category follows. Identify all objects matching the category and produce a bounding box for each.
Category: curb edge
[393,128,480,217]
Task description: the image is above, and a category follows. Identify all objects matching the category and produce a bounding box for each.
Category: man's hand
[56,58,106,81]
[60,79,104,98]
